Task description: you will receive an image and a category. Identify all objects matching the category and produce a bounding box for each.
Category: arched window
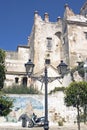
[55,32,61,39]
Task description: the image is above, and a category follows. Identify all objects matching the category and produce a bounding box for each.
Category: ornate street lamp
[25,59,67,130]
[25,59,35,77]
[57,60,68,76]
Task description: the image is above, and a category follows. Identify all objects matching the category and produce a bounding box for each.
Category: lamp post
[83,59,87,123]
[77,94,80,130]
[25,59,67,130]
[84,59,87,81]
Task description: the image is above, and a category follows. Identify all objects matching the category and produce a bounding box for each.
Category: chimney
[57,16,61,22]
[44,13,49,22]
[34,11,38,18]
[64,3,69,9]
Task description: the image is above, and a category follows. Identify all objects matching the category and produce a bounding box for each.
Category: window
[15,77,19,84]
[84,32,87,39]
[22,77,27,86]
[63,37,65,44]
[47,37,52,51]
[45,59,50,64]
[55,32,61,39]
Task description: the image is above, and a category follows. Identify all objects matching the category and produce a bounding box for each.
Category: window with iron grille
[47,37,52,51]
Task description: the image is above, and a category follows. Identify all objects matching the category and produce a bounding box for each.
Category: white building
[5,1,87,93]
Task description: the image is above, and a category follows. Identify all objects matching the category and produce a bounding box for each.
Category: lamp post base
[44,121,49,130]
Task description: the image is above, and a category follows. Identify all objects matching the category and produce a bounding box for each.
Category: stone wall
[5,45,30,87]
[1,93,77,124]
[28,11,63,73]
[63,4,87,68]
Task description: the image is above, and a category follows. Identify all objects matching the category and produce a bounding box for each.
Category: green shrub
[2,85,40,94]
[0,92,14,116]
[58,120,63,126]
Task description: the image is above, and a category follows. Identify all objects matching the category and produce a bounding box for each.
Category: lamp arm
[30,75,63,84]
[47,76,63,83]
[30,76,44,82]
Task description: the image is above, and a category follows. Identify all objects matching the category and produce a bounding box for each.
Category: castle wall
[5,46,30,87]
[67,16,87,68]
[28,26,35,61]
[30,12,63,73]
[4,2,87,91]
[62,3,87,68]
[6,51,18,60]
[62,20,69,66]
[2,3,87,126]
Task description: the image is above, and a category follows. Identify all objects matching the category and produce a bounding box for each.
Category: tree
[64,81,87,129]
[0,92,13,116]
[0,49,6,89]
[64,81,87,107]
[0,49,13,116]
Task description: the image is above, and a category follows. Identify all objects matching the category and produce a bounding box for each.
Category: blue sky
[0,0,86,51]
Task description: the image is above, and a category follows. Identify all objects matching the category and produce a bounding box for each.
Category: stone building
[5,1,87,92]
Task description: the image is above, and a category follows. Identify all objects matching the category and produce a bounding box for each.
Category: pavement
[0,123,87,130]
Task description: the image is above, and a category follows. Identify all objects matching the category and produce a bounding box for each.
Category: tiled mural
[0,92,77,124]
[5,95,44,123]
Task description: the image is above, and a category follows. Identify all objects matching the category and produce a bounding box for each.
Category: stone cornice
[67,20,87,26]
[17,45,30,51]
[6,71,26,76]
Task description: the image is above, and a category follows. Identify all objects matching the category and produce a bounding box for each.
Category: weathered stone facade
[5,2,87,92]
[5,45,30,87]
